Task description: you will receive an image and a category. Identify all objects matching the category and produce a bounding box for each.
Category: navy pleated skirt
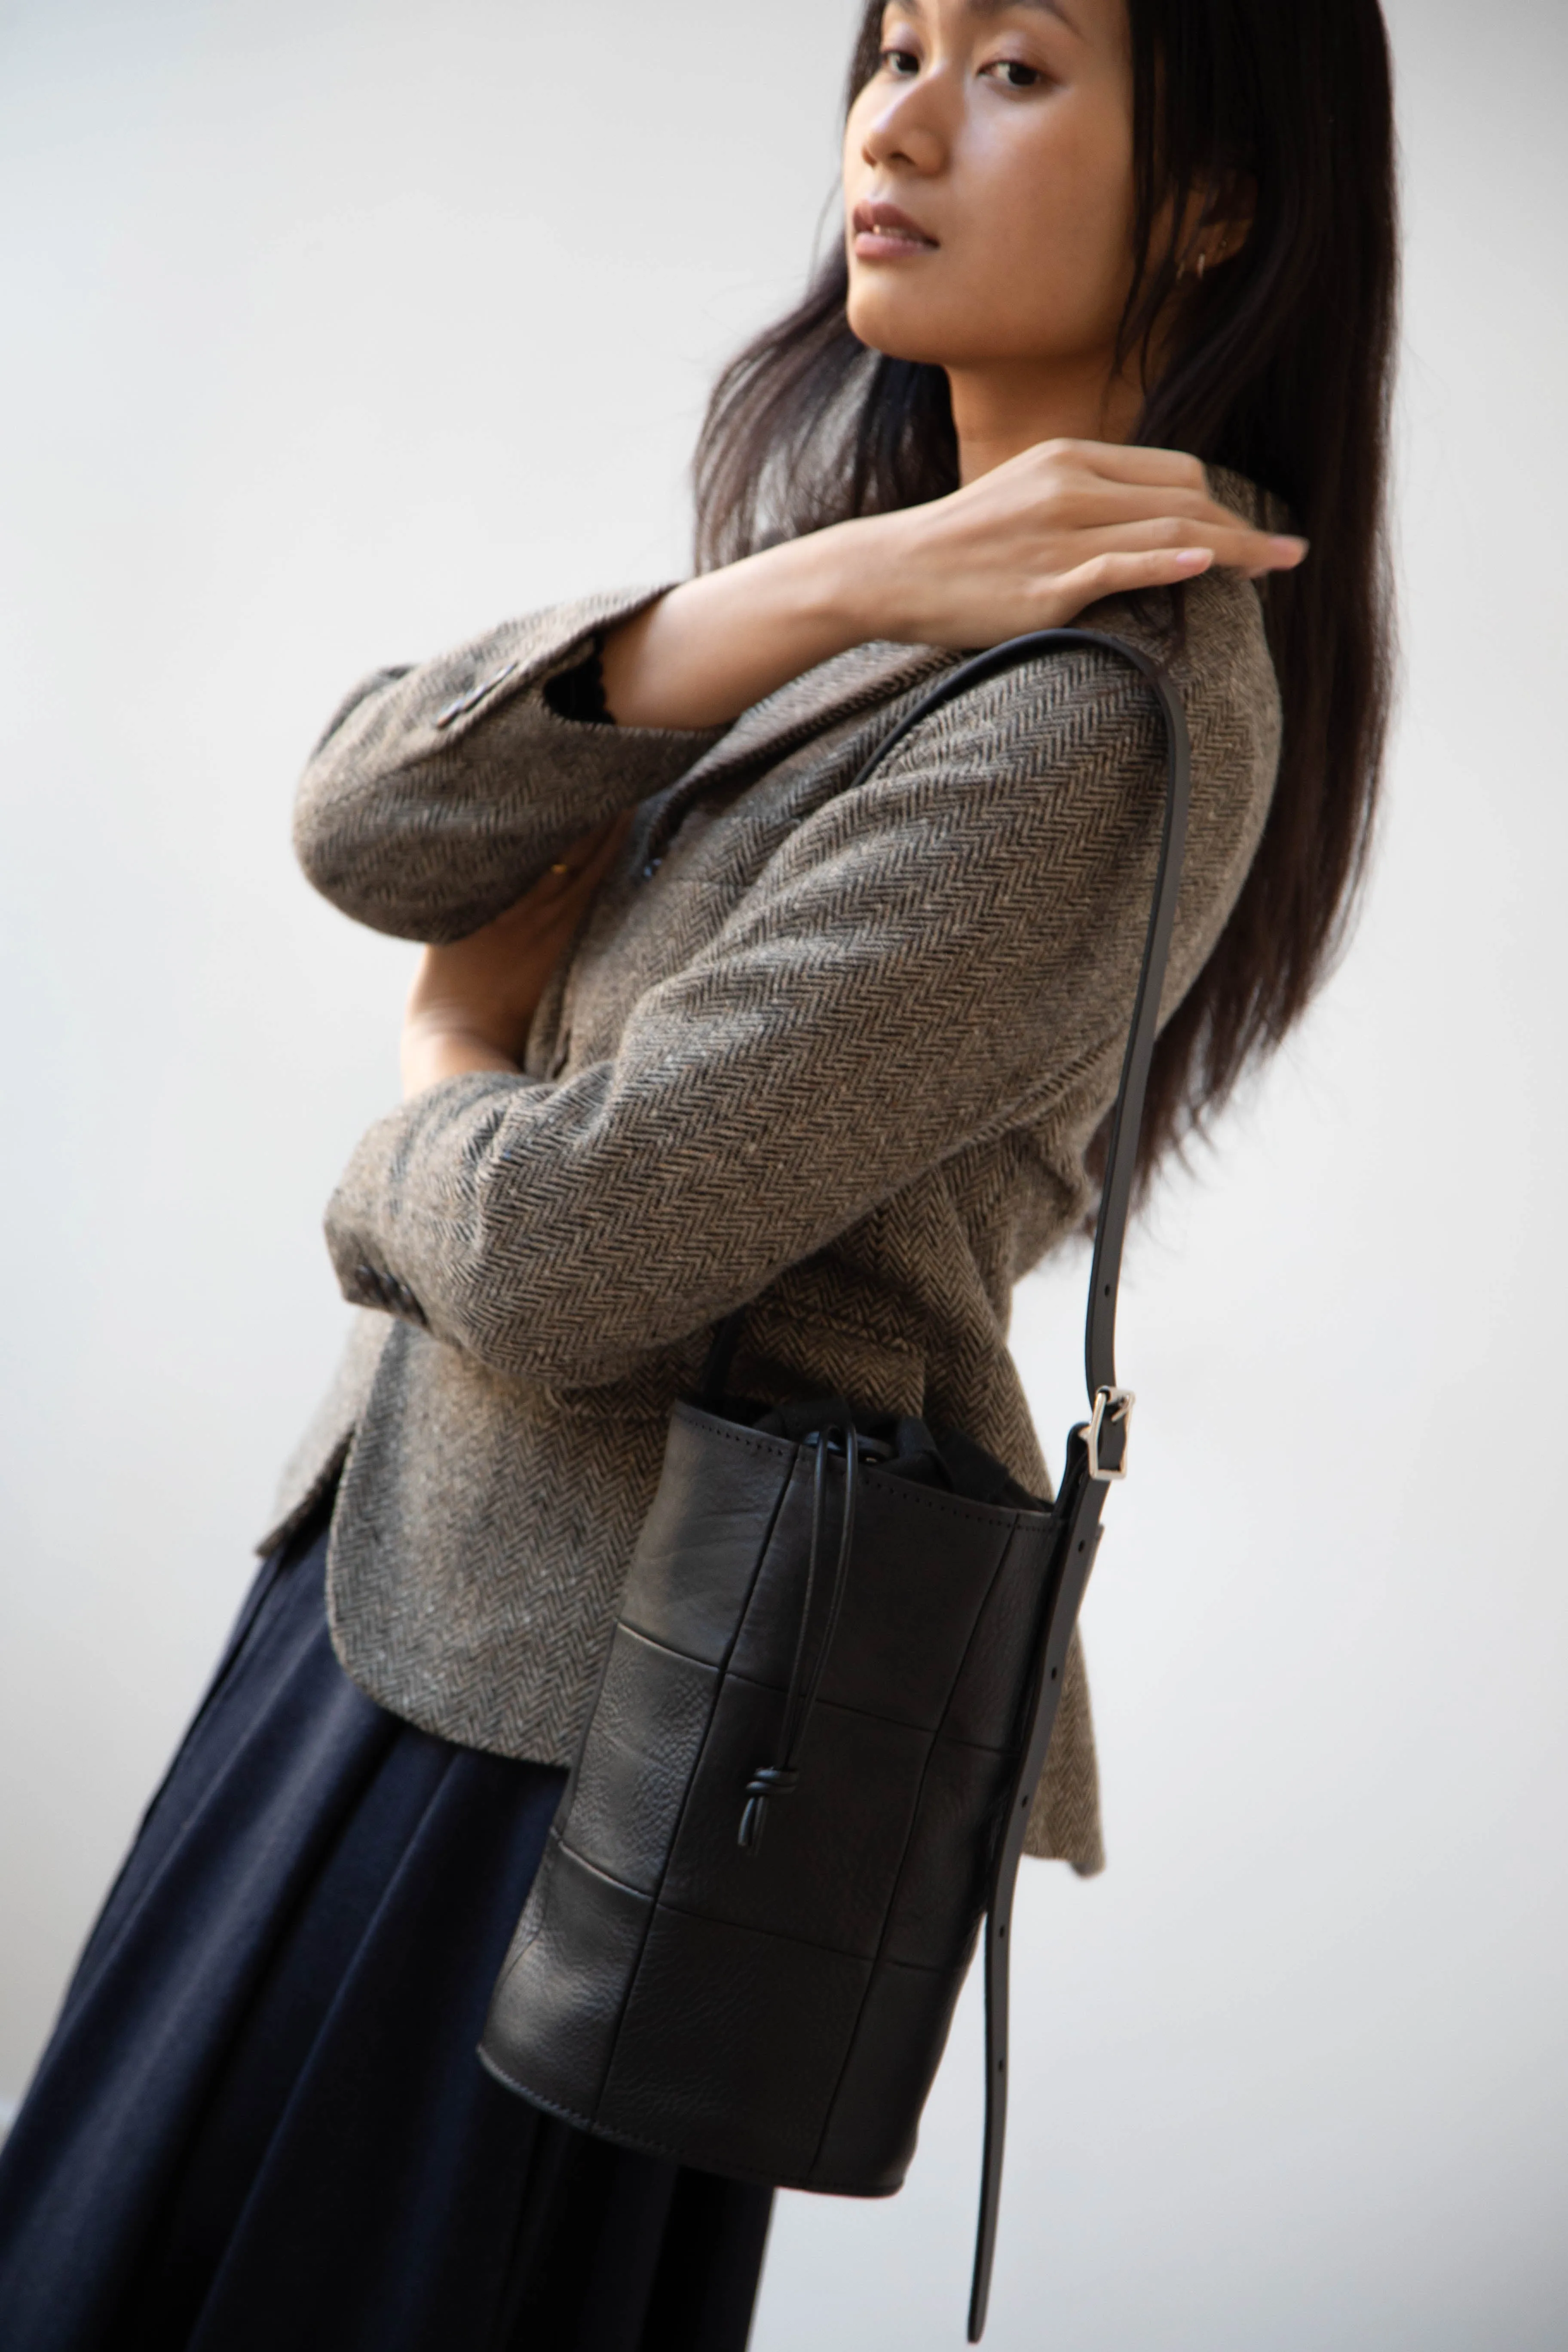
[0,1507,773,2352]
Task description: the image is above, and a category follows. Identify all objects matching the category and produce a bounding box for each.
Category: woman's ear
[1178,172,1257,277]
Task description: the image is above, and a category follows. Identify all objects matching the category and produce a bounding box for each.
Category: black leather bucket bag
[481,630,1191,2339]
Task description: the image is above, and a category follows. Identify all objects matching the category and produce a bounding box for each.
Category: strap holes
[1050,1667,1058,1680]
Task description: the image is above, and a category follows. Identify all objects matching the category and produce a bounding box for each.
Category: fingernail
[1273,536,1309,558]
[1175,547,1211,567]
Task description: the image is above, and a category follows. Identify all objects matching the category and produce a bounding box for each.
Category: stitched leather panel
[658,1678,930,1960]
[878,1734,1013,1969]
[618,1409,795,1667]
[810,1957,970,2190]
[727,1455,1016,1730]
[560,1627,719,1896]
[600,1908,871,2183]
[484,1838,652,2120]
[942,1514,1055,1748]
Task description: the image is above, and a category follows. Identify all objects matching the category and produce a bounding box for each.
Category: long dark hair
[693,0,1398,1189]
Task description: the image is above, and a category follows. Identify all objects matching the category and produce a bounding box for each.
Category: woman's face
[843,0,1140,382]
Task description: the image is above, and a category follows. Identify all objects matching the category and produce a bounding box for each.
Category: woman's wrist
[801,510,914,648]
[600,515,907,732]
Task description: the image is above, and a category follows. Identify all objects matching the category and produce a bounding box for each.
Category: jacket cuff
[293,587,726,943]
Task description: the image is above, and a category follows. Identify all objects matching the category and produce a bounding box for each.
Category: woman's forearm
[598,442,1303,732]
[599,521,894,730]
[398,812,632,1097]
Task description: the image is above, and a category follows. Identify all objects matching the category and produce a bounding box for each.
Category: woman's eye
[880,44,921,78]
[981,58,1045,90]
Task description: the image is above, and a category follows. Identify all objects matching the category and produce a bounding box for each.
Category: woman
[0,0,1396,2345]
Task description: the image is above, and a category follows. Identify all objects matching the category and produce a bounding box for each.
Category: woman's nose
[860,85,948,177]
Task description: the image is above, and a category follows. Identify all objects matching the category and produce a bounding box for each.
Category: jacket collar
[637,638,953,865]
[683,637,952,794]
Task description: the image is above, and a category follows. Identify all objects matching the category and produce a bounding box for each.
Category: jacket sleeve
[321,644,1227,1391]
[292,586,728,943]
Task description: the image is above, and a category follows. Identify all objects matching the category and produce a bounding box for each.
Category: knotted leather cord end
[736,1765,799,1851]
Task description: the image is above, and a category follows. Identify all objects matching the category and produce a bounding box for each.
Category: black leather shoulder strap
[845,624,1189,1409]
[836,627,1192,2340]
[702,626,1187,1420]
[703,627,1192,2337]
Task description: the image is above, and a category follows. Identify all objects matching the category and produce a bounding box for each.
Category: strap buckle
[1085,1387,1135,1482]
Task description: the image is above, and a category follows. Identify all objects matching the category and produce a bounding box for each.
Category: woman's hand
[866,439,1305,649]
[400,813,631,1098]
[400,438,1302,1094]
[600,439,1305,731]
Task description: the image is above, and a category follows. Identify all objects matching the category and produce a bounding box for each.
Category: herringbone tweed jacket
[267,478,1282,1877]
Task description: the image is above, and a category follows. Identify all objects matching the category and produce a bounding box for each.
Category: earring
[1196,248,1207,282]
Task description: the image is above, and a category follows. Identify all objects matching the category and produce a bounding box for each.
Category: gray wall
[2,3,1564,2344]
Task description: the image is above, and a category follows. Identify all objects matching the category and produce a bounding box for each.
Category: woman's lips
[851,198,940,259]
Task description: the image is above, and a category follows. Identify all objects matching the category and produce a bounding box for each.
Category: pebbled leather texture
[482,1404,1049,2193]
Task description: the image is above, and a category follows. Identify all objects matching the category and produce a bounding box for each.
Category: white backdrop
[2,3,1565,2346]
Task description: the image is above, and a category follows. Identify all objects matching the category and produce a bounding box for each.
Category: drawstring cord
[738,1424,859,1852]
